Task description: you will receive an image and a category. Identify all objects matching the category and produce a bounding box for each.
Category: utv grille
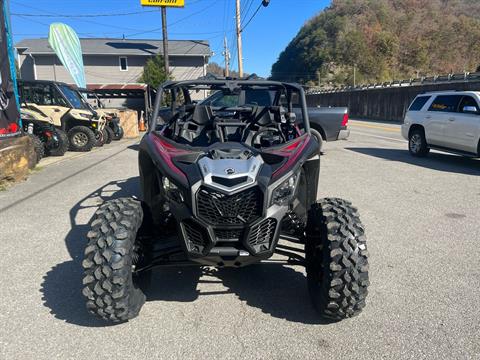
[181,220,209,253]
[215,228,243,241]
[211,176,248,187]
[196,186,262,225]
[248,218,277,250]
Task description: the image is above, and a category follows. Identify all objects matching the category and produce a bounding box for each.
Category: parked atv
[21,108,69,157]
[18,80,106,152]
[78,88,124,142]
[82,78,369,323]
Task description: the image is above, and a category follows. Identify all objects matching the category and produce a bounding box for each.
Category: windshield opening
[58,84,89,110]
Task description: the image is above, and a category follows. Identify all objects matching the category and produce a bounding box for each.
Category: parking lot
[0,120,479,360]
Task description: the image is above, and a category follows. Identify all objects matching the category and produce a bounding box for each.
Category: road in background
[1,123,479,360]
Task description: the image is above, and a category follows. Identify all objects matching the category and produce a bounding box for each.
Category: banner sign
[0,0,21,137]
[48,23,87,89]
[140,0,185,7]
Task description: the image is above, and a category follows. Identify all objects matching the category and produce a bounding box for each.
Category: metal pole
[161,6,169,76]
[53,58,57,81]
[353,64,356,87]
[235,0,243,77]
[223,35,230,77]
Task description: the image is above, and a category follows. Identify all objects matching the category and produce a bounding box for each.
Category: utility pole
[161,7,169,76]
[222,35,230,77]
[353,64,356,87]
[235,0,243,77]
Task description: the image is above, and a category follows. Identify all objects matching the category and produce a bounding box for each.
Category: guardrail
[306,73,480,122]
[307,72,480,95]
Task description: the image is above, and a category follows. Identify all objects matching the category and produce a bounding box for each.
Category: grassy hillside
[270,0,480,86]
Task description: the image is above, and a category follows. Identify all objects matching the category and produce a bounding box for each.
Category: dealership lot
[0,120,479,360]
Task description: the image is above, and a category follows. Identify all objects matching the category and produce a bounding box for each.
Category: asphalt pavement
[1,121,479,360]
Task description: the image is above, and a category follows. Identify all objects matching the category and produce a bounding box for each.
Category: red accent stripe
[150,133,190,181]
[265,135,311,178]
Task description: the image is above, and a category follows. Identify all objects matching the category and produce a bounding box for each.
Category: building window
[119,57,128,71]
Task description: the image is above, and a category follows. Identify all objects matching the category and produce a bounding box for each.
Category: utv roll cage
[18,80,91,111]
[150,79,311,133]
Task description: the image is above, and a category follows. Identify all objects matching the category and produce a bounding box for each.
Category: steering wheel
[250,127,285,147]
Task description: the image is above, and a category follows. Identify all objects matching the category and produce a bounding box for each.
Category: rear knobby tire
[28,134,45,163]
[113,126,124,141]
[94,129,106,147]
[305,198,369,320]
[68,126,96,152]
[47,129,69,156]
[104,126,114,144]
[82,198,146,322]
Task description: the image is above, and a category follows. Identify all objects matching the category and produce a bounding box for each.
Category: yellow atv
[18,80,107,152]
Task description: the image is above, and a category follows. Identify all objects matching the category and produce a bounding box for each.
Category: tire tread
[306,197,369,320]
[82,198,145,322]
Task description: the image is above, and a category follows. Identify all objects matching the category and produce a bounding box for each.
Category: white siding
[18,53,207,84]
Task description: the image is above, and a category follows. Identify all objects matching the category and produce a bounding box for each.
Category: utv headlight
[91,122,97,128]
[162,177,184,203]
[79,113,93,120]
[271,174,298,206]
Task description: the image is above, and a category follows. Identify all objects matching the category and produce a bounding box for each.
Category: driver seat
[192,105,212,125]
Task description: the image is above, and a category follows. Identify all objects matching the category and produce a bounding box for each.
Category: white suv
[402,91,480,157]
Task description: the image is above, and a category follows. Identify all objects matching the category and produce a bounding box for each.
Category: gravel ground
[1,122,479,360]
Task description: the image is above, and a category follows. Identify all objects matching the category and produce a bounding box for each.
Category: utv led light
[162,177,184,203]
[271,174,298,206]
[162,177,177,191]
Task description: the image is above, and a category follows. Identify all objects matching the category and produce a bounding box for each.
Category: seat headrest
[254,106,273,126]
[192,105,211,125]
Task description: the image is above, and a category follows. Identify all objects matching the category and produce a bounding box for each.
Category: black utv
[82,78,369,323]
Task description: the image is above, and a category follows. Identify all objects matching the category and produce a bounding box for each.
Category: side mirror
[463,105,479,114]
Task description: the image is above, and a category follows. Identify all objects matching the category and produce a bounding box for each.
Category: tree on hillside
[139,55,169,89]
[207,62,248,78]
[270,0,480,86]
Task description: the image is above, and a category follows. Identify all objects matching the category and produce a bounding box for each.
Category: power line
[125,0,221,38]
[241,0,254,23]
[11,10,160,18]
[241,2,263,32]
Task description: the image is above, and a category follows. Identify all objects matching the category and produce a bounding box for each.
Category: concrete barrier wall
[306,81,480,122]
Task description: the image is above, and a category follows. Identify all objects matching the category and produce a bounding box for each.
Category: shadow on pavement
[145,265,326,325]
[347,147,480,176]
[41,178,327,327]
[40,177,141,327]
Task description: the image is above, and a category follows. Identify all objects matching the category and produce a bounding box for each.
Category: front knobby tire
[47,129,69,156]
[104,126,114,144]
[82,198,147,322]
[68,126,96,152]
[305,198,369,321]
[28,134,45,163]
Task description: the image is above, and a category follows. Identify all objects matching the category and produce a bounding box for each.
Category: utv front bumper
[170,184,288,267]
